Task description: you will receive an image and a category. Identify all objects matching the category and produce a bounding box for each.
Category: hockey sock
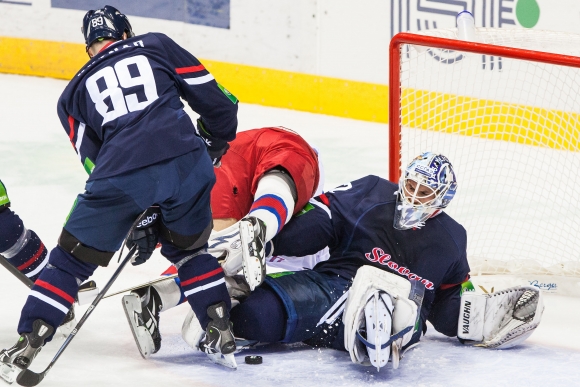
[18,247,97,340]
[162,243,231,329]
[0,209,48,282]
[230,286,286,342]
[249,173,295,242]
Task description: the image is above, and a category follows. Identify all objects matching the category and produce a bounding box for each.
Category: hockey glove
[195,118,230,167]
[0,180,10,213]
[126,206,161,266]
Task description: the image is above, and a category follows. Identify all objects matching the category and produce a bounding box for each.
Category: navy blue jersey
[57,32,238,180]
[272,175,470,336]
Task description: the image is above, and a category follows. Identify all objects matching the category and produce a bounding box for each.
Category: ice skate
[199,301,237,369]
[122,286,162,359]
[0,319,53,384]
[239,217,267,291]
[55,306,76,339]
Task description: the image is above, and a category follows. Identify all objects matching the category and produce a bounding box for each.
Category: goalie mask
[394,152,457,230]
[82,5,135,51]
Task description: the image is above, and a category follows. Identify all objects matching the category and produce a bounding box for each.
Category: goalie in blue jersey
[181,152,544,371]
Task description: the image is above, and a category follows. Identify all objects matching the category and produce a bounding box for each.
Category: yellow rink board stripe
[0,36,390,123]
[1,36,578,151]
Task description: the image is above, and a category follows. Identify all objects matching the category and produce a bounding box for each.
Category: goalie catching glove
[457,282,544,349]
[126,206,161,266]
[343,266,424,371]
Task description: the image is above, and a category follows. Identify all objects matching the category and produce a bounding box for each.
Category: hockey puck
[244,355,262,365]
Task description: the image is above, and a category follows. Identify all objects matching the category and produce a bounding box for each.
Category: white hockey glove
[343,266,423,371]
[457,283,544,349]
[207,222,244,276]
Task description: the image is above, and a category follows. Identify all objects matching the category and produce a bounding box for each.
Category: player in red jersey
[122,127,326,365]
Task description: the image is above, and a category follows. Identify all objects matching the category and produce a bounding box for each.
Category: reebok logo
[138,213,158,228]
[462,300,471,334]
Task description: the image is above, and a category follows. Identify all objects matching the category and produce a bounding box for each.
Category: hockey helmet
[82,5,134,50]
[394,152,457,230]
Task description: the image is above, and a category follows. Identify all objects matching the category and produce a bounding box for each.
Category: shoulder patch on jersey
[217,83,238,104]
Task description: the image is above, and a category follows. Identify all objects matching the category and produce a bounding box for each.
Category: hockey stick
[0,254,34,289]
[103,273,178,299]
[15,244,137,387]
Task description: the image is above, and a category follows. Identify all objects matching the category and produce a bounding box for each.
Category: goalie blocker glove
[126,206,161,266]
[457,281,544,349]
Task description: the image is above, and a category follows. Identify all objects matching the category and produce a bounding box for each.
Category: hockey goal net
[390,29,580,278]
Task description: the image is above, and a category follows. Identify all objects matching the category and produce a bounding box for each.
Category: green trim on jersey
[83,157,95,175]
[0,180,9,207]
[268,271,295,279]
[217,83,238,104]
[64,198,79,226]
[296,202,315,217]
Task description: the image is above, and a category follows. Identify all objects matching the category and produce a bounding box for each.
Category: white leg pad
[182,308,205,350]
[151,278,182,311]
[343,266,418,371]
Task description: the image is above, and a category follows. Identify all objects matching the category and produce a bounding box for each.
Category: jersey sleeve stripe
[175,64,206,74]
[67,115,75,142]
[184,74,215,85]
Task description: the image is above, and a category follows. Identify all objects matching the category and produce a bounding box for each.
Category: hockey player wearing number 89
[181,152,544,371]
[0,4,240,378]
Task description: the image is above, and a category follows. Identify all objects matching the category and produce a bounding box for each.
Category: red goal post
[388,30,580,280]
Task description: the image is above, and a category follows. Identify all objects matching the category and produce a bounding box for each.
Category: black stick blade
[16,369,44,387]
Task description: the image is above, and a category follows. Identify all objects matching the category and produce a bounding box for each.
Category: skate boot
[122,286,162,359]
[239,216,267,291]
[55,306,76,338]
[0,319,53,384]
[200,301,237,369]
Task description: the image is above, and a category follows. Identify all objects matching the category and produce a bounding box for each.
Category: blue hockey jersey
[57,32,238,181]
[272,175,470,336]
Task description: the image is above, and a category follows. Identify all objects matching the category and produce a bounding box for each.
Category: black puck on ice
[244,355,262,365]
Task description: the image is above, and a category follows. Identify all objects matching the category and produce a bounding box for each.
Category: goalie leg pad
[457,285,544,349]
[343,266,419,371]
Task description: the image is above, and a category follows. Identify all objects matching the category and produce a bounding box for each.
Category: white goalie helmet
[394,152,457,230]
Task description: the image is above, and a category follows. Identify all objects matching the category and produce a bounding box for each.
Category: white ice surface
[1,73,580,386]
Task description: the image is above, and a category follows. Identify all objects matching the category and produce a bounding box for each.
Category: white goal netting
[394,28,580,277]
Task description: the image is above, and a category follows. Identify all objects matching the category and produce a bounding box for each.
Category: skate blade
[0,361,22,385]
[206,352,237,369]
[122,294,155,359]
[240,221,266,291]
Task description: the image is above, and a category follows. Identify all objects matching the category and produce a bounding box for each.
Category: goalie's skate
[239,217,267,291]
[122,286,162,359]
[0,320,53,384]
[199,301,237,369]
